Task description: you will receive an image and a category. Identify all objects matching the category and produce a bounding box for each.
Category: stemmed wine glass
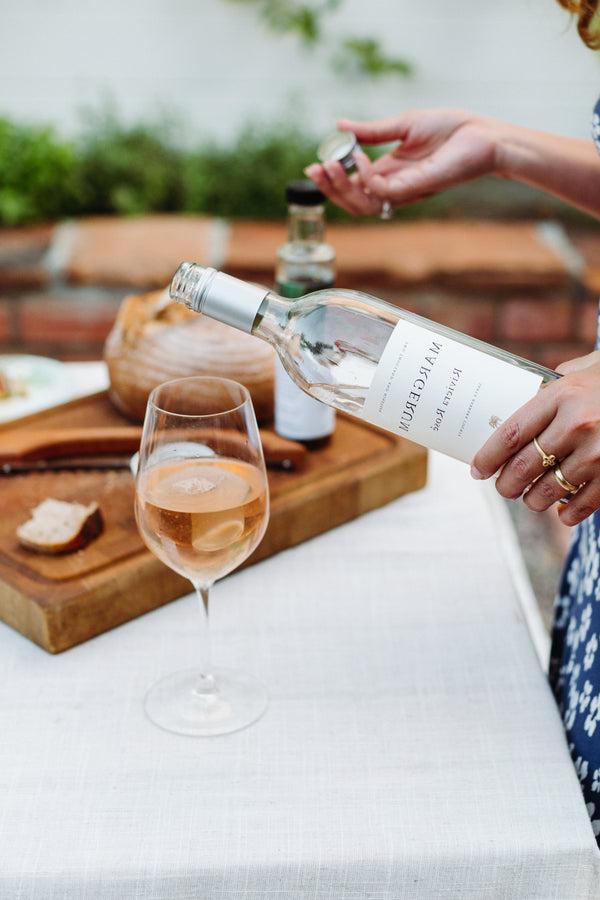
[135,376,270,736]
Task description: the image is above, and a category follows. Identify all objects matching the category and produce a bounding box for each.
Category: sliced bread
[17,498,104,554]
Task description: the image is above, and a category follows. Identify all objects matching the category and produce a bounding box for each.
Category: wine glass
[135,376,270,736]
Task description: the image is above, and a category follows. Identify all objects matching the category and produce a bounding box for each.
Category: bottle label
[361,319,543,463]
[274,357,335,441]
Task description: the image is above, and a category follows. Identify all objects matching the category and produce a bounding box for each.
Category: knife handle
[0,428,142,463]
[0,426,308,469]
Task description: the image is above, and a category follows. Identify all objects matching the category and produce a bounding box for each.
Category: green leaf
[0,118,81,225]
[335,36,413,78]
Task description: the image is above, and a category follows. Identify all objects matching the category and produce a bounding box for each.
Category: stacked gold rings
[533,437,582,496]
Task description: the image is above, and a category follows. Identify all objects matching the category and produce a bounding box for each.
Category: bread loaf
[104,289,274,423]
[17,499,104,554]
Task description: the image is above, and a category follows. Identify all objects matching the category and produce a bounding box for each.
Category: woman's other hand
[471,350,600,526]
[305,109,500,216]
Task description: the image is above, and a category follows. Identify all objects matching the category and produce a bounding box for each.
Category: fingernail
[470,465,485,480]
[304,165,318,177]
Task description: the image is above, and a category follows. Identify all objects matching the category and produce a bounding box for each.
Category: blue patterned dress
[549,97,600,845]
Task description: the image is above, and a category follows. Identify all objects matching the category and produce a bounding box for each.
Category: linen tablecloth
[1,453,598,899]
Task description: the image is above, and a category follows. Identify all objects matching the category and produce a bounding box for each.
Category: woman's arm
[306,110,600,220]
[497,123,600,218]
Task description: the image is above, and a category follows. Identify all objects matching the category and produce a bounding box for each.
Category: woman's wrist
[485,119,530,180]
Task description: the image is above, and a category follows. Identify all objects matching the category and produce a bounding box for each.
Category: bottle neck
[170,263,291,336]
[288,203,325,244]
[252,291,290,345]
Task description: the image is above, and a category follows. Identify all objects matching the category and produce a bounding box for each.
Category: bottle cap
[286,180,326,206]
[317,130,359,172]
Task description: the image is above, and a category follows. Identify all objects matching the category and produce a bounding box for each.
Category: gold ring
[552,465,580,495]
[533,436,556,468]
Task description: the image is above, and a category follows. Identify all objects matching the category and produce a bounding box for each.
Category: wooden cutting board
[0,393,427,653]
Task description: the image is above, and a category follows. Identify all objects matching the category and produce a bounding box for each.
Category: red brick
[55,348,106,362]
[226,219,569,290]
[495,340,539,365]
[17,294,121,345]
[0,225,53,289]
[0,265,49,290]
[412,291,494,342]
[566,229,600,295]
[0,301,10,342]
[578,298,599,344]
[66,216,213,288]
[361,285,495,341]
[333,220,568,288]
[0,224,54,264]
[225,221,285,278]
[498,296,573,342]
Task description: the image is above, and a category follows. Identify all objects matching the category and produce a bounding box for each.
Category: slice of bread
[17,498,104,554]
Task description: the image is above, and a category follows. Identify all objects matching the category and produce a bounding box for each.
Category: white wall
[0,0,598,143]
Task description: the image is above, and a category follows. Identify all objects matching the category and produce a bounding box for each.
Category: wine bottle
[169,264,558,464]
[275,180,336,449]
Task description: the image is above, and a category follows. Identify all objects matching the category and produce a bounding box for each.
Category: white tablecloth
[1,453,598,899]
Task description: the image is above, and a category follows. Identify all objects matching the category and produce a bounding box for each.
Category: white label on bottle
[361,320,543,463]
[275,358,335,441]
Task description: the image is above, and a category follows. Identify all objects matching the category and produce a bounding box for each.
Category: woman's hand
[305,109,500,216]
[471,350,600,526]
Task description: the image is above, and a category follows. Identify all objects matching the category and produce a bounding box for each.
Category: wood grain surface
[0,393,427,653]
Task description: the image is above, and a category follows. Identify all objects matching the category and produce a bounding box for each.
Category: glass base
[144,667,268,737]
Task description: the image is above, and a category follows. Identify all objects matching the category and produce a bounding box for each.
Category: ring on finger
[380,200,393,220]
[552,465,582,495]
[533,436,556,468]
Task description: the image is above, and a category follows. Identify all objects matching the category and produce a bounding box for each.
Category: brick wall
[1,215,599,367]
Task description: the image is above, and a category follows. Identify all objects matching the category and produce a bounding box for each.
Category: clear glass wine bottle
[170,263,558,464]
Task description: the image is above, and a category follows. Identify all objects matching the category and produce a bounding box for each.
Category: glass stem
[193,583,217,696]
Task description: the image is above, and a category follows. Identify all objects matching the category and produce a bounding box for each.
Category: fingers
[494,420,572,501]
[556,351,600,376]
[304,162,358,214]
[522,454,586,512]
[361,147,460,205]
[304,161,380,216]
[558,479,600,526]
[471,382,560,480]
[337,116,410,145]
[353,151,376,189]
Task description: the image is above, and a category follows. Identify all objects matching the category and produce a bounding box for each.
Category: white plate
[0,355,73,425]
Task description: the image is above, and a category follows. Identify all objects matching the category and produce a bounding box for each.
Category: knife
[1,457,133,474]
[0,427,307,472]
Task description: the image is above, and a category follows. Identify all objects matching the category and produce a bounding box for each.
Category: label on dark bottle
[275,278,335,442]
[277,278,334,299]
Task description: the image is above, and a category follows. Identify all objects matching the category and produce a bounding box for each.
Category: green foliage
[335,38,413,78]
[182,125,348,220]
[226,0,341,45]
[0,113,354,226]
[225,0,413,80]
[1,113,589,228]
[76,113,184,216]
[0,118,80,225]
